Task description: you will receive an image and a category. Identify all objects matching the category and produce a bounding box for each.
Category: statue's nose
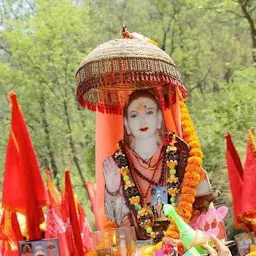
[139,116,146,126]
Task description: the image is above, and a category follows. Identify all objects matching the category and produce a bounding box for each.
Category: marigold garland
[188,141,201,149]
[180,194,196,204]
[190,148,203,158]
[164,94,204,239]
[181,186,197,196]
[185,164,201,173]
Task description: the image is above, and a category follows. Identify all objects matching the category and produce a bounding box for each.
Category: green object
[170,168,176,175]
[146,227,152,233]
[170,197,176,203]
[123,175,130,181]
[163,204,208,254]
[183,247,201,256]
[135,204,142,211]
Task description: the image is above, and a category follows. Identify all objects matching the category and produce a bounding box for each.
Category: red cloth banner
[242,130,256,213]
[77,202,92,252]
[45,170,70,256]
[2,92,48,241]
[63,170,85,256]
[239,129,256,230]
[225,133,243,219]
[226,130,256,230]
[0,210,23,256]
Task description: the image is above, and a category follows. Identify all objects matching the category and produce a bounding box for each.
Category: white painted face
[124,97,162,140]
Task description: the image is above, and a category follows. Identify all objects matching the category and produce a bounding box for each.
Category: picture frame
[151,186,168,221]
[19,238,60,256]
[235,232,255,256]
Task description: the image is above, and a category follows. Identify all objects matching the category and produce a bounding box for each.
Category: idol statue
[103,90,213,240]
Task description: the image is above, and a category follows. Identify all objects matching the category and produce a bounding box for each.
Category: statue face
[125,97,162,140]
[157,196,162,203]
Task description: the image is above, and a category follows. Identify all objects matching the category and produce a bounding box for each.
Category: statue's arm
[103,157,121,193]
[194,168,220,210]
[103,156,130,225]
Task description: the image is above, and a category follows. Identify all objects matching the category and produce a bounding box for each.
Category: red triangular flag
[45,170,70,256]
[225,133,243,222]
[77,202,92,252]
[60,190,74,255]
[63,170,85,256]
[2,92,48,240]
[0,210,23,256]
[240,129,256,230]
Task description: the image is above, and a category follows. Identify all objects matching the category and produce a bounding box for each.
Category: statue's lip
[139,127,149,132]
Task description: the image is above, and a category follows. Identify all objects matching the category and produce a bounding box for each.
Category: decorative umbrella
[75,32,187,114]
[75,29,188,230]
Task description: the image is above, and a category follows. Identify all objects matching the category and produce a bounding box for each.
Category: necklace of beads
[114,132,179,239]
[132,165,158,206]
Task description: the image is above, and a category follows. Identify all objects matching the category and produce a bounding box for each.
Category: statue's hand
[103,157,121,193]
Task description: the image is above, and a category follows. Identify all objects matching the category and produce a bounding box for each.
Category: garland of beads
[115,134,179,239]
[116,151,154,236]
[164,95,204,239]
[166,134,180,206]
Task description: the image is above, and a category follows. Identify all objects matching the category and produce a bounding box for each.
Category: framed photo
[151,186,168,221]
[235,232,255,256]
[19,238,60,256]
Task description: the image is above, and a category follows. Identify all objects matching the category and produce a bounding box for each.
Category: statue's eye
[130,113,137,119]
[146,110,154,115]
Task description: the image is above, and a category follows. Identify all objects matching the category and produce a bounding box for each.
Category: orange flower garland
[164,95,204,238]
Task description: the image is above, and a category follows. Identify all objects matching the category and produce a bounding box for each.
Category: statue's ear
[124,117,131,135]
[157,110,163,130]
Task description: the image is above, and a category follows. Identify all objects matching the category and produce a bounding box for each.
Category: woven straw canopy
[76,38,187,114]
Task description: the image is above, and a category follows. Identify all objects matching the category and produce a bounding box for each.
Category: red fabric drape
[77,203,92,252]
[242,135,256,213]
[225,133,243,219]
[63,170,85,256]
[226,130,256,230]
[45,170,70,256]
[238,129,256,230]
[0,210,23,256]
[2,92,48,240]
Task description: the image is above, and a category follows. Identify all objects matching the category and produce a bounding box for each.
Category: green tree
[0,0,95,212]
